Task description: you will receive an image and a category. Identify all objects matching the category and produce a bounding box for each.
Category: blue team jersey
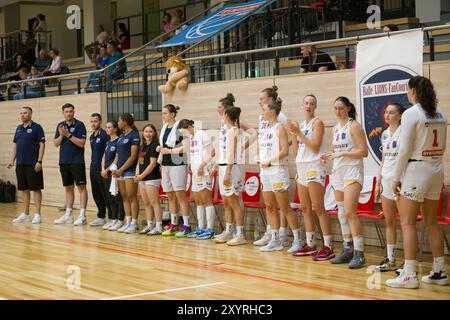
[90,128,108,170]
[104,138,119,169]
[54,118,87,165]
[13,121,45,166]
[116,129,140,170]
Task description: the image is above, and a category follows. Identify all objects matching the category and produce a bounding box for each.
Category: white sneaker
[259,239,283,252]
[139,225,153,234]
[89,218,105,227]
[280,235,289,247]
[226,234,246,246]
[253,232,270,246]
[102,220,116,230]
[287,239,302,253]
[386,271,420,289]
[12,213,30,223]
[213,231,233,244]
[118,222,130,233]
[109,220,124,231]
[147,226,163,235]
[31,214,41,224]
[421,270,449,286]
[73,215,87,226]
[54,214,73,224]
[124,223,138,234]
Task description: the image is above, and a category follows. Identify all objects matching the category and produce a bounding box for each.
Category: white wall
[416,0,441,23]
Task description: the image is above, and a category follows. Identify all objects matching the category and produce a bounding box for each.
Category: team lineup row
[8,76,448,290]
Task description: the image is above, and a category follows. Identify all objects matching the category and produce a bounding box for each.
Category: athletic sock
[344,239,353,249]
[170,213,178,225]
[353,235,364,252]
[182,215,189,226]
[79,208,86,217]
[236,225,244,236]
[306,231,315,247]
[279,227,287,238]
[271,229,280,241]
[403,260,417,274]
[155,221,162,230]
[125,216,131,224]
[323,235,332,249]
[196,205,206,229]
[147,220,154,227]
[291,229,300,241]
[433,256,446,273]
[131,218,136,225]
[205,206,215,230]
[226,223,233,233]
[387,244,396,261]
[65,208,73,216]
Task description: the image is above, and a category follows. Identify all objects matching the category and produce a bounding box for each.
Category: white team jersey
[219,123,244,165]
[218,120,228,164]
[295,118,327,163]
[190,130,212,173]
[381,126,401,177]
[259,122,288,169]
[258,111,288,134]
[407,104,447,163]
[332,119,363,170]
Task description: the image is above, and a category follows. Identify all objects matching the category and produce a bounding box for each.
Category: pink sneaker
[292,244,317,256]
[312,246,335,261]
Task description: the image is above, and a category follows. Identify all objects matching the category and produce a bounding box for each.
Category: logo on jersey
[96,138,101,143]
[123,139,129,144]
[359,67,416,164]
[27,129,32,133]
[341,132,346,140]
[110,146,116,152]
[70,127,75,133]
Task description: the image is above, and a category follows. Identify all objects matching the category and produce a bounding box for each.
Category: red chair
[438,194,450,255]
[242,171,266,228]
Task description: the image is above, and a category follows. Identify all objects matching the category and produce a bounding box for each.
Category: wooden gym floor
[0,203,449,300]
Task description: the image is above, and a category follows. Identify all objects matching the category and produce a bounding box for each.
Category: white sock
[387,244,396,261]
[35,213,41,216]
[226,223,233,233]
[403,259,417,274]
[291,229,300,241]
[306,232,315,247]
[65,208,73,216]
[353,235,364,252]
[131,218,136,225]
[182,215,189,226]
[147,220,154,227]
[79,208,86,217]
[266,224,272,235]
[433,256,446,273]
[125,216,131,224]
[271,229,280,241]
[155,221,162,229]
[236,225,244,235]
[205,206,215,230]
[170,213,178,225]
[196,205,206,229]
[279,227,287,238]
[323,235,332,249]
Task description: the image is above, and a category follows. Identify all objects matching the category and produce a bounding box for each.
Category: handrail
[182,24,450,62]
[2,29,52,36]
[0,1,223,87]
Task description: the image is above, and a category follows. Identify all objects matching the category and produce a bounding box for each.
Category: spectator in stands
[105,41,127,92]
[117,23,130,51]
[300,40,336,73]
[383,24,399,33]
[43,48,62,77]
[96,25,105,43]
[13,65,42,100]
[163,13,175,34]
[81,45,109,93]
[33,14,48,57]
[8,54,28,81]
[172,9,185,26]
[7,67,28,100]
[36,49,52,73]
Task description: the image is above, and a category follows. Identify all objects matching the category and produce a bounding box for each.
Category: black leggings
[101,174,125,221]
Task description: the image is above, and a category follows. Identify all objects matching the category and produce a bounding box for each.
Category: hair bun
[175,106,180,111]
[272,85,278,92]
[226,93,235,103]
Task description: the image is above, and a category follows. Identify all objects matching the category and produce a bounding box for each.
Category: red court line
[0,227,386,300]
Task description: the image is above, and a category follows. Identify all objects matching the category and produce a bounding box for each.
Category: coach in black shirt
[53,103,89,226]
[300,41,336,73]
[88,113,110,227]
[8,106,45,224]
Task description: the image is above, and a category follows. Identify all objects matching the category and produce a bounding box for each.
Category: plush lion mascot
[158,56,190,94]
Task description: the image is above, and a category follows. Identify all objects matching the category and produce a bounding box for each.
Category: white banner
[356,30,423,176]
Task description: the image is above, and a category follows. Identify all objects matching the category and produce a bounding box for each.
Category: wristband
[37,160,42,164]
[67,134,73,139]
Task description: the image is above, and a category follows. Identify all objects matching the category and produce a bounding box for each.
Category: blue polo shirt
[13,121,45,166]
[90,128,108,170]
[104,138,119,169]
[116,130,140,170]
[54,118,87,165]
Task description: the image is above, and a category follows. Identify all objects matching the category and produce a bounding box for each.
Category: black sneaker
[375,257,397,272]
[421,271,449,286]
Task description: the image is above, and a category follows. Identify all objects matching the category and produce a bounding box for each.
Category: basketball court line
[100,282,226,300]
[0,226,385,300]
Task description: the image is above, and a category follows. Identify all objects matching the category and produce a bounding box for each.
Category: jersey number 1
[433,129,439,147]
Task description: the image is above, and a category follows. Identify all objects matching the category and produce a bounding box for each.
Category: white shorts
[330,165,364,192]
[219,165,244,197]
[260,166,290,192]
[296,161,326,187]
[401,161,444,202]
[191,173,213,192]
[139,179,161,188]
[381,176,395,201]
[162,165,188,192]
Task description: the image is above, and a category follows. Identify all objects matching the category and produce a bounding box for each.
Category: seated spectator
[80,45,109,93]
[105,41,127,92]
[117,23,130,51]
[13,64,42,100]
[43,48,62,77]
[383,24,399,33]
[300,40,336,73]
[35,49,52,73]
[7,67,28,100]
[96,25,105,43]
[8,54,28,81]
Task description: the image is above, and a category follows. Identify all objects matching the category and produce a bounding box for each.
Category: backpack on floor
[3,181,16,203]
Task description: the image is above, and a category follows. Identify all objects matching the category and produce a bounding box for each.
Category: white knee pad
[337,201,350,235]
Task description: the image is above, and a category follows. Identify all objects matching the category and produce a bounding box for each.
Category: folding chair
[438,193,450,255]
[242,171,266,228]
